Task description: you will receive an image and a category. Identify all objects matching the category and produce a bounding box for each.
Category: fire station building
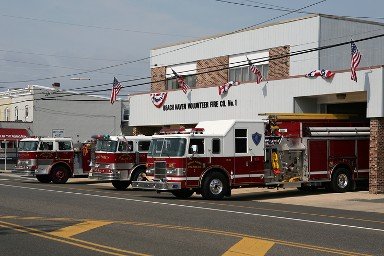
[128,14,384,193]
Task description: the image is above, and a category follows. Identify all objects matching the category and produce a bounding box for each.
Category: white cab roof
[195,119,264,136]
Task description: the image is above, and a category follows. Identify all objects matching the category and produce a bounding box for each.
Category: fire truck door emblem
[117,154,132,161]
[39,152,54,159]
[187,160,204,169]
[252,132,262,146]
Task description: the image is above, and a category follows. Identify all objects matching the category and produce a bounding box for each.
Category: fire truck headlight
[166,168,185,176]
[146,169,154,175]
[166,169,176,175]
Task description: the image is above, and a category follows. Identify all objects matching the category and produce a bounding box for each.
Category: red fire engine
[13,137,92,183]
[88,135,152,190]
[132,115,369,199]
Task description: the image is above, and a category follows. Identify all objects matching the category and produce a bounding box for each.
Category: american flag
[218,81,240,95]
[171,69,190,94]
[350,40,362,82]
[110,77,122,104]
[247,57,263,84]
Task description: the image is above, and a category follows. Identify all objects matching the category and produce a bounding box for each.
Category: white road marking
[0,179,9,181]
[0,183,383,233]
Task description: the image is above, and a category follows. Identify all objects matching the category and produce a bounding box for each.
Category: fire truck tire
[171,189,195,199]
[51,166,70,184]
[112,180,130,190]
[36,175,51,183]
[331,168,351,193]
[201,172,228,200]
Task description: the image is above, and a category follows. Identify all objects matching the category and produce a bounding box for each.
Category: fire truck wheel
[201,172,228,200]
[112,181,130,190]
[331,168,351,193]
[36,175,51,183]
[51,166,70,184]
[171,189,195,199]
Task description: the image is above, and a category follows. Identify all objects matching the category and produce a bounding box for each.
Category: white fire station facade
[128,14,384,193]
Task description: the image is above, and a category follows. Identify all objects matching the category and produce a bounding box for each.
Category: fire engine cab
[13,137,92,183]
[88,135,151,190]
[132,115,369,200]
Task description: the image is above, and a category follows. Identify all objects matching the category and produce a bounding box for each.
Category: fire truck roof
[20,137,73,142]
[195,119,265,136]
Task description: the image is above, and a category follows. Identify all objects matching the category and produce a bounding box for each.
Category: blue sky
[0,0,383,95]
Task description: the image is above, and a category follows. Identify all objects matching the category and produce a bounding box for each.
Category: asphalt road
[0,173,383,256]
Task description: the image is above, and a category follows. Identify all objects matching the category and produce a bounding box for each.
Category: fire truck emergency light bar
[91,134,111,140]
[159,127,205,134]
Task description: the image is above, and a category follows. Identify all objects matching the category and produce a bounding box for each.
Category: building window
[166,64,196,91]
[14,107,19,121]
[229,64,269,83]
[122,108,129,121]
[166,74,196,90]
[4,108,9,121]
[25,105,29,118]
[235,129,247,153]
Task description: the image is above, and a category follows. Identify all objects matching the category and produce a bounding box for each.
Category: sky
[0,0,383,97]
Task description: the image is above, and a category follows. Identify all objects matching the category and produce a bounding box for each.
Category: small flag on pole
[350,40,362,82]
[246,57,263,84]
[110,77,122,104]
[171,69,190,94]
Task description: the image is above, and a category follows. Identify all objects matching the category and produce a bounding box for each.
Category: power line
[215,0,384,21]
[0,48,144,63]
[3,31,382,107]
[0,0,327,84]
[2,1,383,87]
[0,13,198,38]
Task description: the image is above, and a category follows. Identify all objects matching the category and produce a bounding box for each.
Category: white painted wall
[31,87,122,143]
[319,16,384,71]
[151,15,320,76]
[130,67,383,126]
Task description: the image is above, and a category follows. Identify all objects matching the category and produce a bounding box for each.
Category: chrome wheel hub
[337,173,348,188]
[209,178,223,195]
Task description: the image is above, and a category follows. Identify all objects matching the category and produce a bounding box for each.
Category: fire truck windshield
[18,141,39,151]
[95,140,118,152]
[148,138,186,157]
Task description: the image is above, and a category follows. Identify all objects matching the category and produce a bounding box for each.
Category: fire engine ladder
[259,113,354,120]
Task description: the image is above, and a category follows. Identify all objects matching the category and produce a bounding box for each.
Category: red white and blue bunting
[305,69,335,79]
[150,92,168,108]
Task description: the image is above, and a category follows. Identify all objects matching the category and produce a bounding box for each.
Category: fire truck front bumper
[88,170,130,181]
[12,167,35,177]
[132,180,182,191]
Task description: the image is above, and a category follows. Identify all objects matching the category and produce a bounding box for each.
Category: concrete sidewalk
[229,187,384,214]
